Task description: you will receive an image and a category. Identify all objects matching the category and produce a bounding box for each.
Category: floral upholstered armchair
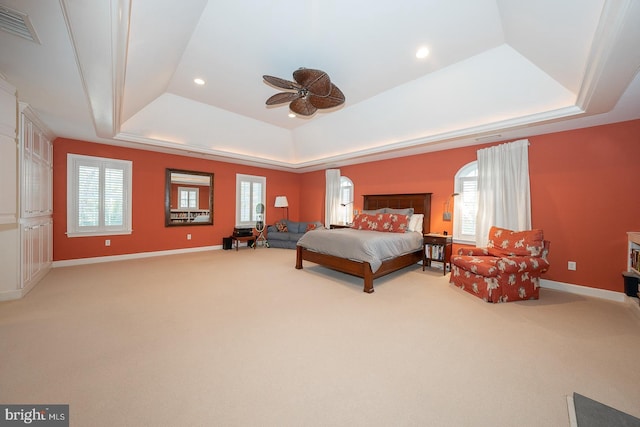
[449,226,550,303]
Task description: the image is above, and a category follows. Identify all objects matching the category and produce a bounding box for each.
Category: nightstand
[423,233,453,275]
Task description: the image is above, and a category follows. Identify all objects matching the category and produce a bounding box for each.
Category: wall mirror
[165,169,213,226]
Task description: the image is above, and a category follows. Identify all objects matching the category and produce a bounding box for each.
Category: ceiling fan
[263,68,345,116]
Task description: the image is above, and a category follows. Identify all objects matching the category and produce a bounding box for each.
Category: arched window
[338,176,354,224]
[453,161,478,243]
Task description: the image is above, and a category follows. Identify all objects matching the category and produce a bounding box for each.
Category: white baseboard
[540,279,625,302]
[52,245,221,268]
[0,288,22,302]
[542,280,640,318]
[0,267,49,301]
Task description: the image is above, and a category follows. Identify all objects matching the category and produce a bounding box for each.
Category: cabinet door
[20,114,54,217]
[20,116,33,216]
[0,80,17,224]
[21,223,33,287]
[0,134,17,224]
[41,137,53,214]
[21,220,52,289]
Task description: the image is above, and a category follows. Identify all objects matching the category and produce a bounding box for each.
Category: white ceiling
[1,0,639,172]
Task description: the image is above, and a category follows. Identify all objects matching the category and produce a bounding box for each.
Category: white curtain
[476,139,531,247]
[325,169,341,228]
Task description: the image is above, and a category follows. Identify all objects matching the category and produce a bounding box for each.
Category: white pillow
[408,214,424,233]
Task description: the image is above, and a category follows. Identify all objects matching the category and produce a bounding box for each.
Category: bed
[295,193,432,293]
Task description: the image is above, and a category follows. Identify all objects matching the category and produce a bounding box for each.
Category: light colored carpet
[1,248,639,427]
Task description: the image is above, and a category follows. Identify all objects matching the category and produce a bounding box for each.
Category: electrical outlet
[105,239,110,247]
[568,261,576,271]
[187,234,191,240]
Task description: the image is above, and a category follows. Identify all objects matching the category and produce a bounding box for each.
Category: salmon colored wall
[298,119,640,293]
[528,120,640,291]
[53,138,301,261]
[54,119,640,293]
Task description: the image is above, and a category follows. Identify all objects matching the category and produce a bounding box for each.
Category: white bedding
[296,228,423,273]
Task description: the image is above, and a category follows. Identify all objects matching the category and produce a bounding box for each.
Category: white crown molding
[576,0,639,113]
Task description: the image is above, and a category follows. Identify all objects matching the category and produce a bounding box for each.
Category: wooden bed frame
[295,193,432,293]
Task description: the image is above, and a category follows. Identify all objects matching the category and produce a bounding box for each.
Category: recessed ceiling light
[194,78,205,85]
[416,47,430,59]
[288,113,296,118]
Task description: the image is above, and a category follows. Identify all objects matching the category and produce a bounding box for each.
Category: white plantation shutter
[104,167,124,225]
[78,164,99,226]
[459,177,478,236]
[236,174,265,227]
[240,181,251,222]
[453,162,478,243]
[67,154,132,236]
[339,176,354,224]
[251,181,262,222]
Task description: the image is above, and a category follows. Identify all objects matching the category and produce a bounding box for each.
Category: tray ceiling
[0,0,639,171]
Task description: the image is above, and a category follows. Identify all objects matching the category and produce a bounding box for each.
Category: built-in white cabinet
[0,80,54,300]
[0,78,17,225]
[20,103,53,218]
[21,218,53,290]
[18,103,54,294]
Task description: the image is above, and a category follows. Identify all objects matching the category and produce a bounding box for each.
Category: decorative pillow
[385,207,415,217]
[381,213,410,233]
[352,213,374,230]
[408,214,424,233]
[275,221,288,232]
[305,223,318,232]
[487,226,544,257]
[353,213,409,233]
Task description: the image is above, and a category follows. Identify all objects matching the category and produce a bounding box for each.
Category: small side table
[423,233,453,275]
[231,235,256,251]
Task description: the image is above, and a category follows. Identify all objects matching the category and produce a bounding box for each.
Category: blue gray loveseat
[267,219,324,249]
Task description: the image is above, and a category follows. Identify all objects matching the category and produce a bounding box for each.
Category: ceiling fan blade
[266,92,301,105]
[290,98,318,116]
[309,84,345,109]
[263,75,301,91]
[293,68,332,97]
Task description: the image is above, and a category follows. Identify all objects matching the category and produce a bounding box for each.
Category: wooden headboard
[362,193,432,234]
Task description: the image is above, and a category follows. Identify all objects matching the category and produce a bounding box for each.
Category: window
[453,161,478,244]
[338,176,354,224]
[178,187,198,209]
[67,154,132,237]
[236,174,265,227]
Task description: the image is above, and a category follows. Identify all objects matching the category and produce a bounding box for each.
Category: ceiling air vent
[0,6,39,43]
